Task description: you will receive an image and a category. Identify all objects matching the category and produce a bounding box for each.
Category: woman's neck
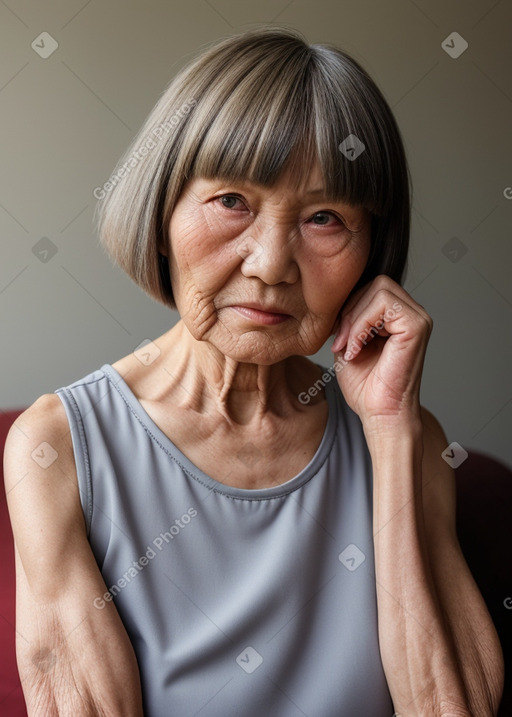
[157,320,321,425]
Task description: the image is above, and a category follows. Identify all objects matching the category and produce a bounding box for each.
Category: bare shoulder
[6,392,70,435]
[4,392,76,491]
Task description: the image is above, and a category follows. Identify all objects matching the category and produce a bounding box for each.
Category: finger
[333,288,408,353]
[333,277,429,352]
[332,283,375,352]
[342,276,430,326]
[342,291,431,360]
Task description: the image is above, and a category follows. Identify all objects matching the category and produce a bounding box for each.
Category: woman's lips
[229,305,291,325]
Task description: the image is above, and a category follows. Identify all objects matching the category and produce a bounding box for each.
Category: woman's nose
[237,226,299,285]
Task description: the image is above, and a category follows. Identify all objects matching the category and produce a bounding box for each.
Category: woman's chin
[219,337,294,365]
[181,312,330,363]
[198,326,324,365]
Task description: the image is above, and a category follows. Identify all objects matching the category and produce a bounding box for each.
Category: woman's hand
[331,275,433,430]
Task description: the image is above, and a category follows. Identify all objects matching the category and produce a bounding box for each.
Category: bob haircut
[96,27,411,309]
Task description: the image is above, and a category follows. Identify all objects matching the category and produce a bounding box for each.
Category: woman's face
[166,163,372,364]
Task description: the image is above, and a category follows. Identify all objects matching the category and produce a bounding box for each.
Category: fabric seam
[56,386,93,533]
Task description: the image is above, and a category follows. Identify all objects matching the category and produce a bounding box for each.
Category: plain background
[0,0,511,467]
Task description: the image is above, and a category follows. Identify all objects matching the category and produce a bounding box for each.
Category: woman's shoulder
[5,393,74,468]
[4,393,81,530]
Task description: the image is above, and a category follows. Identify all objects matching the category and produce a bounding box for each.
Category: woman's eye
[310,211,341,226]
[219,195,244,210]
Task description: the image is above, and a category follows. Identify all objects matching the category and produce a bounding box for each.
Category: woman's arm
[332,275,504,716]
[4,394,144,717]
[367,409,504,717]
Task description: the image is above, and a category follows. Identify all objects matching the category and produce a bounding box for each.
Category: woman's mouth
[229,304,291,325]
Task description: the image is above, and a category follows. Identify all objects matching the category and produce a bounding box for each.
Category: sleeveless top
[55,363,393,717]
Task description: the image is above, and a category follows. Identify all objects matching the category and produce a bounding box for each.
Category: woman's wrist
[362,408,423,452]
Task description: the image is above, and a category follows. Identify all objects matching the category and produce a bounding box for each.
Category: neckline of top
[100,362,340,501]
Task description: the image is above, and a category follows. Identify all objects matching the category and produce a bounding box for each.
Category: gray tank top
[55,363,393,716]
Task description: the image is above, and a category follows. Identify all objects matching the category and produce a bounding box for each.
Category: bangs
[183,44,391,216]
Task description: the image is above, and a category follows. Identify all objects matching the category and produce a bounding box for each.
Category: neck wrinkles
[162,321,313,425]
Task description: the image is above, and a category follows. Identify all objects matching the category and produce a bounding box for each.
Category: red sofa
[1,408,510,715]
[1,409,26,716]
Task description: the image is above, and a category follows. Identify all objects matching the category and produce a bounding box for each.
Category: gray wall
[1,0,511,468]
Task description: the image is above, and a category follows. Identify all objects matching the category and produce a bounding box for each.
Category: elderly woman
[5,28,503,717]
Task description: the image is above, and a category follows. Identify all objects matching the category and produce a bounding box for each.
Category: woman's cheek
[171,237,239,304]
[302,246,367,315]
